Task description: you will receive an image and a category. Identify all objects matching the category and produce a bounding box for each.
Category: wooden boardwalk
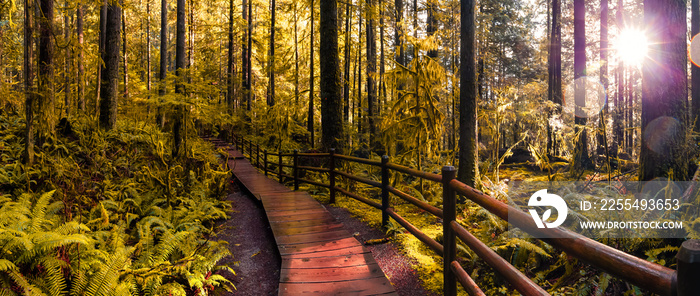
[209,138,397,295]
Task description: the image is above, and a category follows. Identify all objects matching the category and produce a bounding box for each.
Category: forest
[0,0,699,294]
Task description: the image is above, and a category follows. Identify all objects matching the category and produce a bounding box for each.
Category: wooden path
[208,138,397,295]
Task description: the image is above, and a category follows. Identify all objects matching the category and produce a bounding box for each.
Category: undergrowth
[0,112,234,296]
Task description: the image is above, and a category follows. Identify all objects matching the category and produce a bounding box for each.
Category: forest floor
[217,173,437,295]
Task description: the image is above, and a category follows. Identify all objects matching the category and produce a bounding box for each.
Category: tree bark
[77,2,85,111]
[394,0,403,66]
[367,0,377,142]
[24,0,35,164]
[227,0,234,111]
[122,8,129,100]
[294,1,300,115]
[597,0,608,156]
[572,0,591,171]
[38,0,55,137]
[356,6,362,136]
[640,0,688,181]
[97,1,107,114]
[99,0,121,130]
[426,0,437,58]
[158,0,167,126]
[613,0,623,156]
[146,0,151,105]
[457,0,477,186]
[343,1,351,122]
[320,0,343,151]
[268,0,275,106]
[64,9,72,116]
[172,0,185,157]
[547,0,562,157]
[308,0,315,146]
[379,0,385,109]
[246,0,252,110]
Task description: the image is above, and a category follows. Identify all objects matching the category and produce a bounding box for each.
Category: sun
[615,28,649,65]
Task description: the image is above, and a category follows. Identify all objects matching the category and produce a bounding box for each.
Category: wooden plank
[265,204,324,212]
[275,229,351,245]
[266,210,330,221]
[281,245,369,259]
[266,208,329,217]
[282,252,379,269]
[269,217,338,228]
[272,223,345,236]
[280,263,385,283]
[268,213,336,223]
[264,205,325,213]
[278,276,395,295]
[277,237,362,256]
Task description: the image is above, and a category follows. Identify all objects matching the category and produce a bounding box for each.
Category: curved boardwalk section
[210,138,397,295]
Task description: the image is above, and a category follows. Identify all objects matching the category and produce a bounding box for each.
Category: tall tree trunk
[158,0,167,126]
[627,68,635,154]
[24,0,35,164]
[97,1,107,115]
[100,0,121,130]
[268,0,275,106]
[246,0,252,110]
[343,1,351,122]
[122,8,129,100]
[320,0,343,151]
[64,9,71,116]
[357,6,363,136]
[172,0,185,157]
[77,2,85,111]
[227,0,234,111]
[597,0,608,156]
[146,0,151,106]
[692,0,700,132]
[457,0,477,186]
[426,0,437,58]
[294,1,300,115]
[308,0,315,146]
[572,0,591,171]
[188,0,193,83]
[613,0,623,156]
[547,0,562,157]
[394,0,404,66]
[379,0,385,109]
[367,0,377,143]
[640,0,688,181]
[38,0,55,138]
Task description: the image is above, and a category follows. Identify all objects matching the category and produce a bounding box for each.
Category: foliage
[0,112,234,296]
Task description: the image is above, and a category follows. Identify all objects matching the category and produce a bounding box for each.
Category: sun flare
[615,28,649,65]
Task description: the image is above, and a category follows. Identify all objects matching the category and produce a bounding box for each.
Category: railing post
[279,151,283,183]
[329,149,336,203]
[249,139,252,160]
[381,155,390,228]
[293,149,299,190]
[677,239,700,296]
[442,165,457,296]
[256,144,260,167]
[264,150,268,176]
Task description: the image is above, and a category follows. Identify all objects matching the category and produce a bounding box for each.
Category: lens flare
[690,34,700,67]
[563,76,607,119]
[615,28,649,65]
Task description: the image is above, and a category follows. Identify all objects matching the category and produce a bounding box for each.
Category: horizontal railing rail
[225,134,697,296]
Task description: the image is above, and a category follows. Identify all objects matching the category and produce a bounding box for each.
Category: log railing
[230,134,698,296]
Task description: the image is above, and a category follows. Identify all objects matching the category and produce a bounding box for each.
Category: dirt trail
[217,182,280,296]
